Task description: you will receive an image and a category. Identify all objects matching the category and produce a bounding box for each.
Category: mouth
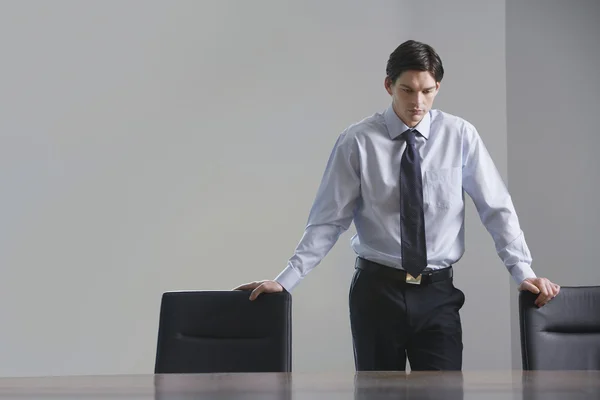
[408,110,423,115]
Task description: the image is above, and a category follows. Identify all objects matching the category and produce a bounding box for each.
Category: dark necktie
[400,129,428,277]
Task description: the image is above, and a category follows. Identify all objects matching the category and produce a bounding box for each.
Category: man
[235,40,560,371]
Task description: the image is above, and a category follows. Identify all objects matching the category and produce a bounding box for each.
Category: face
[385,70,440,128]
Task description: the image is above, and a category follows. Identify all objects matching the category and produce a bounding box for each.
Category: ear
[384,76,393,96]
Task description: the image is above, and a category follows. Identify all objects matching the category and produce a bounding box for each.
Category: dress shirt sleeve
[275,130,361,292]
[461,124,536,285]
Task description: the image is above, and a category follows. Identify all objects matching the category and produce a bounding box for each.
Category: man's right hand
[233,280,284,301]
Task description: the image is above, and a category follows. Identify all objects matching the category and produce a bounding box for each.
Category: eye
[423,90,432,94]
[402,88,411,93]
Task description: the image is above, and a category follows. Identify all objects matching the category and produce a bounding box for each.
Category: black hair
[386,40,444,83]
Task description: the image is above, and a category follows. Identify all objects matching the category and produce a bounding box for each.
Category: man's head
[384,40,444,128]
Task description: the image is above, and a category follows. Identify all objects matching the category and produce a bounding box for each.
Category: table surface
[0,371,599,399]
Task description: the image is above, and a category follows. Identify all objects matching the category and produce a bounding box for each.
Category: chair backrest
[519,286,600,370]
[155,290,292,373]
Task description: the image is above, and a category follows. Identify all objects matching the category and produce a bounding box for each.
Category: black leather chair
[519,286,600,370]
[154,290,292,373]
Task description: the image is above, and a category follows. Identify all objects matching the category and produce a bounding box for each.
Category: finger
[545,280,555,299]
[538,280,550,307]
[550,282,559,300]
[553,284,561,297]
[537,280,553,306]
[521,280,540,294]
[232,282,259,291]
[249,284,265,301]
[532,282,544,306]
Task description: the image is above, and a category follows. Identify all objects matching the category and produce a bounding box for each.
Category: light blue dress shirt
[275,105,535,292]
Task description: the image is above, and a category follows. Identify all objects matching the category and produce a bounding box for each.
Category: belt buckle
[406,273,422,285]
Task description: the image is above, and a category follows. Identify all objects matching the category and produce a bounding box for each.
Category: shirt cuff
[509,262,537,286]
[274,265,303,293]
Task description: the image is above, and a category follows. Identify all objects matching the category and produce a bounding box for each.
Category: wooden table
[0,371,598,399]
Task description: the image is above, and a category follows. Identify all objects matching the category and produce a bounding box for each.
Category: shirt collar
[384,104,431,140]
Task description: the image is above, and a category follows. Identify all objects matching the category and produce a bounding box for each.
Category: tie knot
[402,129,417,145]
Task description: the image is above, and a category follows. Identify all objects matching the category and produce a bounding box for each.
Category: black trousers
[349,257,465,371]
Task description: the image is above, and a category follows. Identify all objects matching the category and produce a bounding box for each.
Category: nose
[409,92,424,108]
[414,92,425,107]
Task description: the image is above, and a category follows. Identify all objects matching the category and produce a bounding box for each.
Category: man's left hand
[519,277,560,307]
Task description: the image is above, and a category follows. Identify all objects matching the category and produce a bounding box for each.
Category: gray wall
[0,0,512,376]
[507,0,600,368]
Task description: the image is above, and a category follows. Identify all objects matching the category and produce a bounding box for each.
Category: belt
[355,257,453,285]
